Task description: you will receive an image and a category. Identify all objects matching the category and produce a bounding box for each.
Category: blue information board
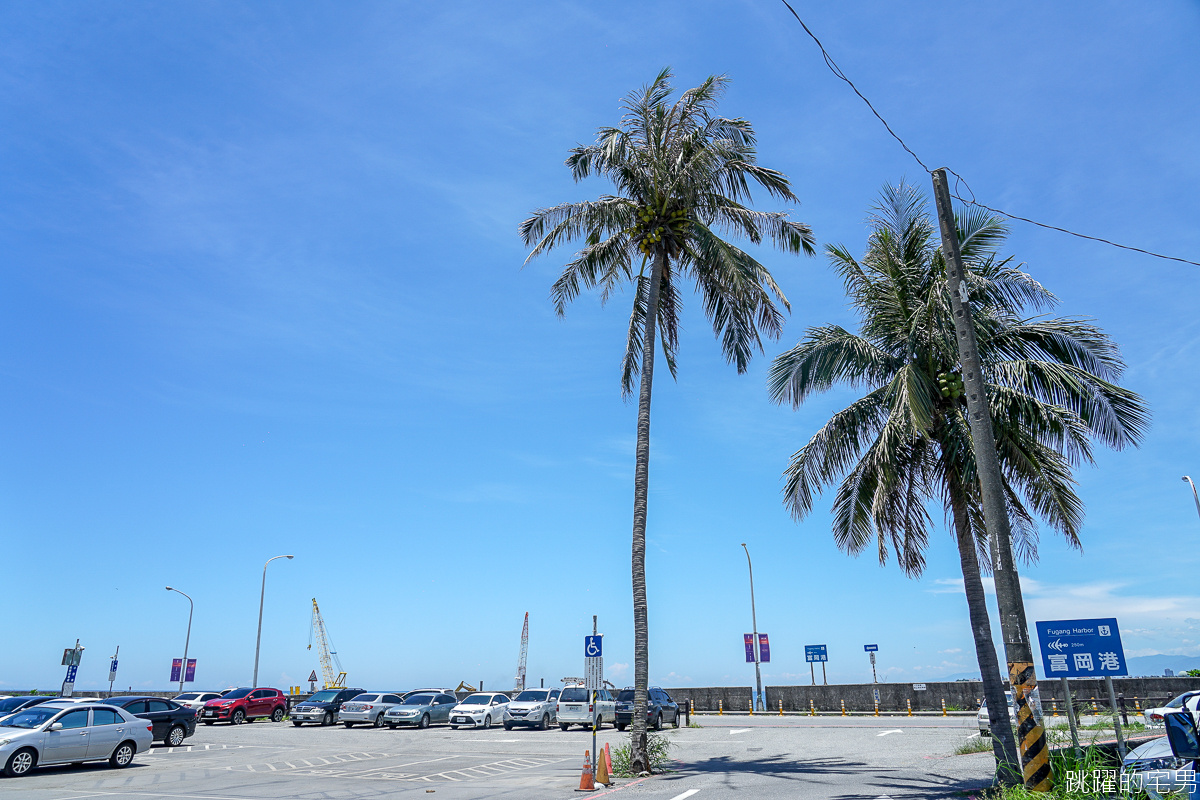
[804,644,828,663]
[584,636,602,658]
[864,644,878,652]
[1035,618,1127,678]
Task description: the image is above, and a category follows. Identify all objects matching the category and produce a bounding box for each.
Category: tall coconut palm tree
[767,182,1148,778]
[521,69,814,771]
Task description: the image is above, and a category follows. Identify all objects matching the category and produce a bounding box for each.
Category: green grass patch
[953,736,994,755]
[610,732,674,777]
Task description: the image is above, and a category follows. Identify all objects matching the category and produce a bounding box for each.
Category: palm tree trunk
[629,251,665,774]
[949,483,1021,782]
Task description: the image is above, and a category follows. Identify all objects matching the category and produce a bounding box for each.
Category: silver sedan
[337,693,405,728]
[1,703,153,777]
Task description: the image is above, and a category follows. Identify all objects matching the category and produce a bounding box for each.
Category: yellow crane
[307,598,347,688]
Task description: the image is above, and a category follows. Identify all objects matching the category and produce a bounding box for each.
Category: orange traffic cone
[604,743,614,779]
[575,750,596,792]
[596,744,611,785]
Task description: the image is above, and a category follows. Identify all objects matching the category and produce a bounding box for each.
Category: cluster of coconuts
[634,204,692,256]
[938,371,965,400]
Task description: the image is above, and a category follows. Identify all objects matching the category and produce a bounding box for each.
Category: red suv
[200,688,287,725]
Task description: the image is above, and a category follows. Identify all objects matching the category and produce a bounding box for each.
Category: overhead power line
[777,0,1200,268]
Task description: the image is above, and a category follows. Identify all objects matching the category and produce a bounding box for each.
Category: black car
[614,686,680,731]
[0,695,59,718]
[289,687,365,726]
[107,696,197,746]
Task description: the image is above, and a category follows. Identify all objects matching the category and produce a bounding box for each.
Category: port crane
[307,598,347,688]
[513,612,529,692]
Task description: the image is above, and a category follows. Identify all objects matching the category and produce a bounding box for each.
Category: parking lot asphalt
[5,714,997,800]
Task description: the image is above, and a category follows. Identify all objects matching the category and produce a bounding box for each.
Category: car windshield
[460,695,489,705]
[307,691,341,702]
[222,689,253,699]
[0,707,58,729]
[0,697,37,713]
[515,691,547,702]
[561,688,589,702]
[403,694,435,705]
[617,690,634,702]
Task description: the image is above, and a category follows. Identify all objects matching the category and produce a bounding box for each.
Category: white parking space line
[728,728,751,735]
[669,790,701,800]
[877,729,903,737]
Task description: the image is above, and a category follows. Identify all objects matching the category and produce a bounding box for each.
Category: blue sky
[2,1,1199,693]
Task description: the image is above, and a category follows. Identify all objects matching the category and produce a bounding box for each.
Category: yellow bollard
[1091,697,1098,713]
[941,699,947,717]
[1135,697,1142,713]
[778,699,783,716]
[906,699,912,717]
[874,702,879,717]
[809,699,815,717]
[749,697,754,716]
[840,699,847,717]
[719,699,723,716]
[1052,699,1059,716]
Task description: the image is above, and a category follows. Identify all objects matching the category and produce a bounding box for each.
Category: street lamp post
[165,587,194,693]
[741,543,765,712]
[252,555,294,687]
[1184,477,1200,525]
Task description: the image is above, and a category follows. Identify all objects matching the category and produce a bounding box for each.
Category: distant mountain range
[935,655,1200,682]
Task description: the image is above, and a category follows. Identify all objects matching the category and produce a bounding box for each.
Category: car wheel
[560,723,570,731]
[653,712,662,731]
[167,725,187,746]
[539,714,549,731]
[271,707,285,723]
[616,723,627,732]
[109,741,136,768]
[503,721,513,731]
[419,714,430,730]
[292,720,303,727]
[231,709,245,725]
[373,714,385,728]
[483,715,491,729]
[322,712,333,726]
[343,722,355,728]
[673,710,681,728]
[3,748,36,777]
[450,725,459,730]
[203,721,214,726]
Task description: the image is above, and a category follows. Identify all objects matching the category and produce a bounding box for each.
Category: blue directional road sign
[585,636,602,658]
[864,644,879,652]
[804,644,828,663]
[1035,618,1127,678]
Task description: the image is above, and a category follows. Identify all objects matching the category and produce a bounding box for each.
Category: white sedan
[172,692,224,712]
[449,693,510,729]
[1144,693,1194,727]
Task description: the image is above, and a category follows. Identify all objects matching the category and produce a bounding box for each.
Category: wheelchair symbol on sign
[585,636,602,657]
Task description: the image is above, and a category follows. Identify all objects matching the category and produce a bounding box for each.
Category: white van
[556,685,615,731]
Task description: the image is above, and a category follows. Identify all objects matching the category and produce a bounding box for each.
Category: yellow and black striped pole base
[1011,662,1052,791]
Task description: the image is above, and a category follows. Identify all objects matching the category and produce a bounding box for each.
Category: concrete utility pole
[741,544,765,711]
[931,169,1049,791]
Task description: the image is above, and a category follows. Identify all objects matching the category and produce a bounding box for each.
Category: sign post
[1035,617,1127,758]
[805,645,828,686]
[107,646,119,698]
[61,640,83,697]
[864,644,879,683]
[585,617,602,780]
